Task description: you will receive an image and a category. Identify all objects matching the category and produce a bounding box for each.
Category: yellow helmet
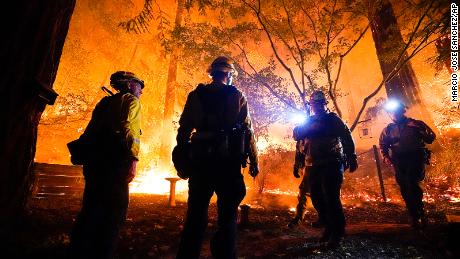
[110,71,144,91]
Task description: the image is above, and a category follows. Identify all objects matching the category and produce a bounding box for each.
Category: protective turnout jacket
[176,82,258,164]
[293,112,355,166]
[83,92,141,161]
[379,117,435,160]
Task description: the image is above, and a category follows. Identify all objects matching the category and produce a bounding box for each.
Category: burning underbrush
[240,136,460,209]
[127,136,460,210]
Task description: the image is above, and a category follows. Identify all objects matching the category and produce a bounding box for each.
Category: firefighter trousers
[176,162,246,259]
[393,152,426,222]
[309,162,345,238]
[294,169,311,220]
[68,164,129,259]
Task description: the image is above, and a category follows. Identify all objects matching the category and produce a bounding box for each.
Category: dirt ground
[3,193,460,259]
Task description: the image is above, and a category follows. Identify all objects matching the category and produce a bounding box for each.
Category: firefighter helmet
[207,56,238,77]
[309,90,328,105]
[110,71,144,91]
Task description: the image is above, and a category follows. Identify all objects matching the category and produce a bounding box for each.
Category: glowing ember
[263,188,298,196]
[129,168,188,195]
[289,207,296,212]
[448,122,460,129]
[443,187,460,203]
[422,193,435,203]
[342,192,381,202]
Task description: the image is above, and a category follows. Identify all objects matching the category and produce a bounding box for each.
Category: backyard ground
[3,193,459,258]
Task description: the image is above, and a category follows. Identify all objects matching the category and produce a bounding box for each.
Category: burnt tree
[0,0,75,230]
[369,0,424,106]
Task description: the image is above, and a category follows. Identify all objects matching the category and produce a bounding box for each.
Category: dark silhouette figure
[288,138,324,229]
[379,99,436,229]
[175,57,259,259]
[293,90,358,248]
[68,71,144,259]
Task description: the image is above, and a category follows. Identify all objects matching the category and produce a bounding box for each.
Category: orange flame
[129,167,189,196]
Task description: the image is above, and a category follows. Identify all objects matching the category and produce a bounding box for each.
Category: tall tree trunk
[369,0,435,126]
[0,0,75,231]
[159,0,185,167]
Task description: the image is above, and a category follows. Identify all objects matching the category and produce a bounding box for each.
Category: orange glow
[32,0,459,208]
[129,167,188,196]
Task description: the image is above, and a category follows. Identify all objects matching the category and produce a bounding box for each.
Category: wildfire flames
[128,169,460,206]
[129,168,188,196]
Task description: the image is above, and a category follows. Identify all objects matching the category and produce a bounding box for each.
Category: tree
[349,0,449,131]
[0,0,75,231]
[229,0,370,119]
[367,0,442,129]
[168,0,368,132]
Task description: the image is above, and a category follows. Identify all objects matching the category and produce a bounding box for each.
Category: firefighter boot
[326,235,342,249]
[288,216,302,229]
[288,194,307,228]
[310,218,324,228]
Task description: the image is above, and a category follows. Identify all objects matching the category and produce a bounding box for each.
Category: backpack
[189,84,245,162]
[67,94,127,166]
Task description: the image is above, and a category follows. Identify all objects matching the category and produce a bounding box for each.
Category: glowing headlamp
[290,112,308,125]
[384,99,404,112]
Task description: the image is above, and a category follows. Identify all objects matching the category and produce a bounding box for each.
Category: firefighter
[293,90,357,248]
[379,99,436,229]
[175,56,259,259]
[288,136,324,229]
[68,71,144,259]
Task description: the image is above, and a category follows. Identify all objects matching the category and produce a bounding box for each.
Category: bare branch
[300,4,323,59]
[343,23,370,58]
[332,24,370,94]
[219,18,300,111]
[282,0,306,96]
[242,0,304,100]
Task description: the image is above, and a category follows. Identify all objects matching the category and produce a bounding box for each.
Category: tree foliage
[117,0,450,135]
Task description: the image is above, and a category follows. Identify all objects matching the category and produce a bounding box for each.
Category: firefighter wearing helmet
[174,56,258,259]
[379,99,436,229]
[68,71,144,258]
[293,90,357,248]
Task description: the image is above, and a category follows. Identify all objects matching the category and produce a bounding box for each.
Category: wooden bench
[446,214,460,223]
[32,163,84,198]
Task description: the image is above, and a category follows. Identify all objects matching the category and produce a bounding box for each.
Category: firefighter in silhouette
[379,99,435,229]
[288,136,324,229]
[68,71,143,259]
[174,56,259,259]
[293,90,357,248]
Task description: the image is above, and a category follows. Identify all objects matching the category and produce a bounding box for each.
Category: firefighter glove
[126,160,137,183]
[293,167,301,178]
[348,154,358,173]
[249,163,259,178]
